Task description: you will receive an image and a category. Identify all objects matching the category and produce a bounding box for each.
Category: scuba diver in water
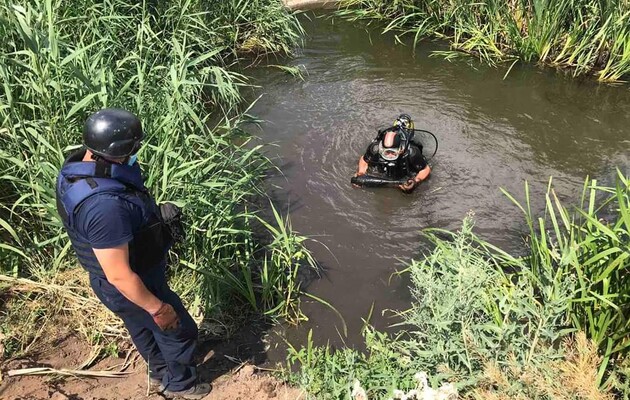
[352,114,432,192]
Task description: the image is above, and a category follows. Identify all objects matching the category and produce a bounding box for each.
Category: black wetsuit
[363,140,428,180]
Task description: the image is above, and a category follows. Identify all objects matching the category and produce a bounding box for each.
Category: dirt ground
[0,328,305,400]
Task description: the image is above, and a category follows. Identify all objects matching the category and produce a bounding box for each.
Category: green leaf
[65,92,99,120]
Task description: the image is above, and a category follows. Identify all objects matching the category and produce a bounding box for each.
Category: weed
[286,172,629,399]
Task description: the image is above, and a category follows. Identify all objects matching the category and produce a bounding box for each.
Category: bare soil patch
[0,330,303,400]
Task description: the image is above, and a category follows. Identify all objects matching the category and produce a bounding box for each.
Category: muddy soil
[0,331,303,400]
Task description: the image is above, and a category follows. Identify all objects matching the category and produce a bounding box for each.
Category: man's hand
[352,172,365,188]
[399,179,417,192]
[151,302,180,331]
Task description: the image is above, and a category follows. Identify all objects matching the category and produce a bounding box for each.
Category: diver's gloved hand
[399,179,417,193]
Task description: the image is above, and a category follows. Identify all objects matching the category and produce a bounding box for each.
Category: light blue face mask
[127,154,138,166]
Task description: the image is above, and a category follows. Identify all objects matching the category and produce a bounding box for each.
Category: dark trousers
[90,267,198,392]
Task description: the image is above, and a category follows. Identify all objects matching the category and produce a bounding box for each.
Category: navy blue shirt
[76,193,144,249]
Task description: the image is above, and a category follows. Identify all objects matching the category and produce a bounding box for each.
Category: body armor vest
[56,150,172,277]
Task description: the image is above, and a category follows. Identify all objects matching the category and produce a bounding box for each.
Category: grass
[335,0,630,82]
[0,0,312,359]
[501,171,630,385]
[285,171,630,399]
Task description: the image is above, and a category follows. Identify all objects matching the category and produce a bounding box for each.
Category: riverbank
[335,0,630,82]
[285,175,630,399]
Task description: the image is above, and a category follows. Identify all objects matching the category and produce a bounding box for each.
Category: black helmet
[83,108,143,158]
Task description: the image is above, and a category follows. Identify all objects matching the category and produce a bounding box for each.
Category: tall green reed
[502,170,630,382]
[336,0,630,81]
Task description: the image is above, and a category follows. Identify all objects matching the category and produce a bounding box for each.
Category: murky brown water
[245,14,630,354]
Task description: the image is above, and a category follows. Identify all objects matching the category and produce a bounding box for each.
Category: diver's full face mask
[378,141,403,161]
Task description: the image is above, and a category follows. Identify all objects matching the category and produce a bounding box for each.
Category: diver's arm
[356,156,369,176]
[413,165,431,183]
[399,165,431,192]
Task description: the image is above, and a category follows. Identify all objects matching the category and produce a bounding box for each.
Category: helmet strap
[94,159,113,178]
[89,153,113,178]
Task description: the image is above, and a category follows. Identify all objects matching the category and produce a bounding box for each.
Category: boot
[163,383,212,399]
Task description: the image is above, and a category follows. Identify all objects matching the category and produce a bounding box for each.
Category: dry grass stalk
[471,333,613,400]
[0,271,126,359]
[555,332,612,400]
[0,272,123,334]
[7,367,131,378]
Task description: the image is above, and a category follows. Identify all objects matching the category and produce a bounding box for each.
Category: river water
[245,14,630,354]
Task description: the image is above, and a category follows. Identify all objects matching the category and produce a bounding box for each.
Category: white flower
[420,386,437,400]
[356,373,456,400]
[414,372,428,389]
[392,389,405,398]
[437,383,457,400]
[351,380,368,400]
[405,389,419,399]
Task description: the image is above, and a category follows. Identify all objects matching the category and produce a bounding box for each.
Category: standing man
[56,108,211,399]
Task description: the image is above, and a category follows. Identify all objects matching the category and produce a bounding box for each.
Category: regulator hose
[411,129,439,162]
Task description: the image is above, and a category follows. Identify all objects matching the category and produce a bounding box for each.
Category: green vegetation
[2,6,629,400]
[0,0,311,357]
[286,172,630,399]
[336,0,630,81]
